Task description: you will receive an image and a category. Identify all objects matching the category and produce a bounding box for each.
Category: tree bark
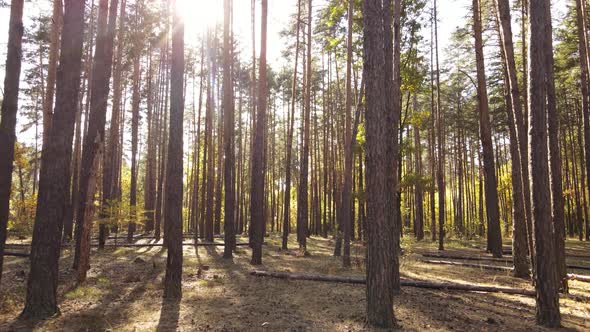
[250,0,268,265]
[495,0,532,273]
[473,0,503,258]
[42,0,63,149]
[297,0,312,254]
[163,0,184,299]
[528,0,561,325]
[223,0,236,258]
[74,0,119,281]
[129,17,141,242]
[341,0,354,268]
[282,0,302,251]
[0,0,24,287]
[362,0,397,327]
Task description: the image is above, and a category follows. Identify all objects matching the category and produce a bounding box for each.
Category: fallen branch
[421,253,512,263]
[482,247,590,260]
[567,273,590,283]
[567,264,590,271]
[421,258,590,283]
[6,242,257,249]
[420,259,512,272]
[249,270,535,296]
[96,242,254,248]
[98,234,227,240]
[3,251,29,257]
[422,253,590,272]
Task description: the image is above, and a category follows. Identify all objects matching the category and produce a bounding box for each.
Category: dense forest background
[0,0,589,329]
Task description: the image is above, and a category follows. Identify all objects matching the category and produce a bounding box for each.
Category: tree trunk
[42,0,63,150]
[434,0,445,251]
[473,0,502,258]
[362,0,397,327]
[282,0,302,251]
[163,0,184,299]
[494,0,530,277]
[250,0,268,265]
[544,1,566,293]
[74,0,119,281]
[22,0,84,317]
[528,0,561,325]
[0,0,24,287]
[341,0,354,268]
[223,0,236,258]
[297,0,312,254]
[129,28,141,243]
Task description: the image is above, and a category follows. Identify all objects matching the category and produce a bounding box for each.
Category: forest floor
[0,234,589,331]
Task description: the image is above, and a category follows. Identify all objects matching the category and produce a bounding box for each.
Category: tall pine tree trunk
[0,0,24,286]
[163,0,184,298]
[223,0,236,258]
[74,0,119,281]
[251,0,268,265]
[363,0,397,326]
[528,0,561,325]
[473,0,503,258]
[22,0,84,318]
[282,0,302,251]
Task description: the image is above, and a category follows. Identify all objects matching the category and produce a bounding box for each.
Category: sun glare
[175,0,223,40]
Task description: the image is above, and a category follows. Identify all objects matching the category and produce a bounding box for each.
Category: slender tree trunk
[0,0,24,287]
[74,0,119,281]
[282,0,302,251]
[494,0,530,277]
[129,25,141,242]
[414,96,424,241]
[473,0,503,257]
[297,0,312,254]
[434,0,445,251]
[341,0,354,268]
[223,0,236,258]
[251,0,268,265]
[42,0,63,149]
[544,4,567,292]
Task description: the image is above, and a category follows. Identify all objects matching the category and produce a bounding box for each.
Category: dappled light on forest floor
[1,235,589,331]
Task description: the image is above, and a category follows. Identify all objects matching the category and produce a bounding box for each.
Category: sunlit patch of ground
[0,234,589,331]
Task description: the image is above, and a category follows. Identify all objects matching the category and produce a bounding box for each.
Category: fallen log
[3,251,29,257]
[567,273,590,283]
[6,242,256,249]
[96,242,254,248]
[421,258,590,283]
[420,259,513,272]
[422,253,590,271]
[249,270,535,296]
[567,264,590,271]
[482,247,590,260]
[421,253,512,263]
[98,234,227,240]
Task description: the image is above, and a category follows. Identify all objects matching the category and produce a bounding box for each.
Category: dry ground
[0,235,589,331]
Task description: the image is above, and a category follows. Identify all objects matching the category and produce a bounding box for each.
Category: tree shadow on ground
[156,297,180,332]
